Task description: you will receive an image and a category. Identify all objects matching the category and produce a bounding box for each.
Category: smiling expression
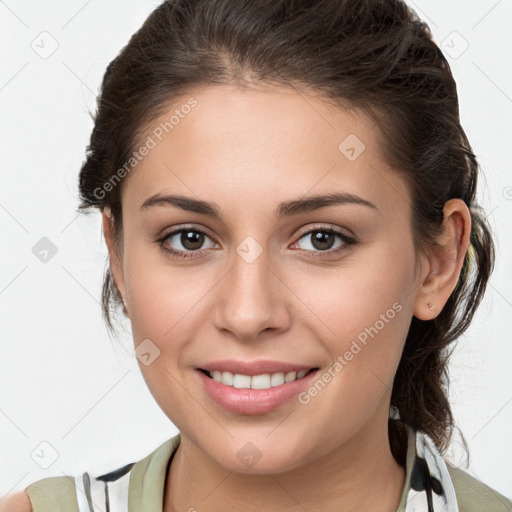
[104,83,429,473]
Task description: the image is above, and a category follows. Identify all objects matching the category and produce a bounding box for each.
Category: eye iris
[311,231,335,251]
[182,231,204,250]
[172,229,342,253]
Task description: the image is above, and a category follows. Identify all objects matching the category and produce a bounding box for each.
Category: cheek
[287,242,415,382]
[291,247,413,338]
[126,224,415,357]
[124,242,210,338]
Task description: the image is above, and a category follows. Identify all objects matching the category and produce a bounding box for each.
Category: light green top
[24,426,512,511]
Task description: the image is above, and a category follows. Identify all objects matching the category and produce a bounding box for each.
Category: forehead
[122,84,410,217]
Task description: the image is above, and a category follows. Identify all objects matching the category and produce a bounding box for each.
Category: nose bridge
[214,236,287,339]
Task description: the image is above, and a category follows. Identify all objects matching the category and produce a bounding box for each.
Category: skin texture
[0,490,31,512]
[101,84,471,512]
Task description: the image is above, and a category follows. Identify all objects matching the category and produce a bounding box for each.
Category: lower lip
[196,368,319,415]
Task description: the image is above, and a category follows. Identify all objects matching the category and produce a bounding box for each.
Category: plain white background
[1,0,511,502]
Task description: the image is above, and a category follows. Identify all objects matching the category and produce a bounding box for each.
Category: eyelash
[156,225,356,260]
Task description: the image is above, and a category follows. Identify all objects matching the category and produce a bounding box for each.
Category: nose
[212,246,291,342]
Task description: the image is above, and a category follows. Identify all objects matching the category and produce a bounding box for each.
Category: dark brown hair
[77,0,495,463]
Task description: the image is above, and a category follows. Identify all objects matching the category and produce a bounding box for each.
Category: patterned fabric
[405,428,459,511]
[74,462,134,512]
[68,414,460,512]
[25,408,512,511]
[390,405,460,512]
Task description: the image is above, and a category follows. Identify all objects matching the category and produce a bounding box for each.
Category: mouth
[196,364,321,415]
[198,367,320,390]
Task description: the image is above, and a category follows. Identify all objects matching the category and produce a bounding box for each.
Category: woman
[6,0,511,510]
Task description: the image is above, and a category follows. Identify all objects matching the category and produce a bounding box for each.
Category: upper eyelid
[162,225,217,243]
[294,223,354,239]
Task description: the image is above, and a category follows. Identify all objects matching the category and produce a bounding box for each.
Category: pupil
[182,231,203,250]
[312,231,334,250]
[179,230,334,252]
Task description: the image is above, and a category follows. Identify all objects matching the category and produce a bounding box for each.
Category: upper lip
[198,359,319,376]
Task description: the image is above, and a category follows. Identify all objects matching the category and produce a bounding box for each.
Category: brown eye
[293,227,356,257]
[158,228,217,259]
[177,230,205,251]
[309,231,337,251]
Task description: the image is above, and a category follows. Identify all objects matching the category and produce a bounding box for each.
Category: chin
[205,438,309,476]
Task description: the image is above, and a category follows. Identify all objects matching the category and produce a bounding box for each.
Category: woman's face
[105,84,430,473]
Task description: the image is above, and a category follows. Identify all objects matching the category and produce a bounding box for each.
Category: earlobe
[413,199,471,321]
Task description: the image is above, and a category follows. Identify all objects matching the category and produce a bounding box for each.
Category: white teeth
[221,371,234,386]
[207,369,312,389]
[284,371,297,382]
[250,374,270,389]
[233,374,252,389]
[270,372,285,386]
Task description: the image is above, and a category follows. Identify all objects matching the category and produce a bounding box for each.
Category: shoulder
[0,490,32,512]
[6,434,180,512]
[23,475,78,512]
[447,464,512,511]
[21,466,133,512]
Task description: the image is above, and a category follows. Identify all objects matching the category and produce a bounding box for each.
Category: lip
[196,367,319,415]
[198,359,317,376]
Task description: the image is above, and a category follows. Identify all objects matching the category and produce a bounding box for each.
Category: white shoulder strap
[74,464,132,512]
[404,429,460,512]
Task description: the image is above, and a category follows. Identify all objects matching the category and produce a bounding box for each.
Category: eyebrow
[140,191,377,218]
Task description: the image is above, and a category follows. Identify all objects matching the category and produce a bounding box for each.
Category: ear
[101,207,128,316]
[413,198,471,320]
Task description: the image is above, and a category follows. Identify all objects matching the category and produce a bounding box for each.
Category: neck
[164,417,406,512]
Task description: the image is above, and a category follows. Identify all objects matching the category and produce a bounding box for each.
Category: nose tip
[212,256,290,341]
